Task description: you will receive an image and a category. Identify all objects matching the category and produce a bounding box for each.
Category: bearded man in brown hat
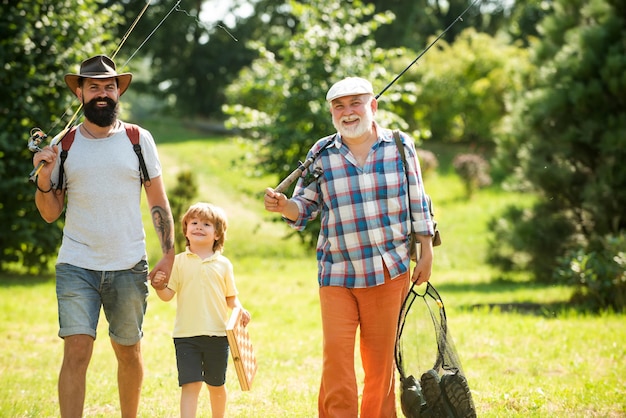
[32,55,175,418]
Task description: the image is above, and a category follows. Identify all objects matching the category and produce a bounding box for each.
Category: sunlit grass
[2,118,624,417]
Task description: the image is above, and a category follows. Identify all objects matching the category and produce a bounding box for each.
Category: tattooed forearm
[151,205,174,253]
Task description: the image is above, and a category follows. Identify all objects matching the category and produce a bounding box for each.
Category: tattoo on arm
[151,206,174,253]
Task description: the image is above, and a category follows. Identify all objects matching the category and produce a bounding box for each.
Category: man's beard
[333,106,374,139]
[83,97,118,127]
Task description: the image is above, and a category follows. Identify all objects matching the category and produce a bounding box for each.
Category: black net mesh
[395,282,477,418]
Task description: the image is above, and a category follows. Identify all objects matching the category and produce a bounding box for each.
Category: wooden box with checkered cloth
[226,307,257,391]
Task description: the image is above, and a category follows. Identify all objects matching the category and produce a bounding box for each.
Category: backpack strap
[56,123,151,189]
[56,127,78,190]
[393,129,441,247]
[124,123,151,184]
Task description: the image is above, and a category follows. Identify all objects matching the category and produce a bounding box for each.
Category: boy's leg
[207,384,227,418]
[201,337,229,418]
[180,381,203,418]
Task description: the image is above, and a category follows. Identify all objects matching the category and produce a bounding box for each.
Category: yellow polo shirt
[168,249,238,338]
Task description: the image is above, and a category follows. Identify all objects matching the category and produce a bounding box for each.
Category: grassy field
[1,118,624,417]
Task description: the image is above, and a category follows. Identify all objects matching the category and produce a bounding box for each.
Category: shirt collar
[184,247,221,261]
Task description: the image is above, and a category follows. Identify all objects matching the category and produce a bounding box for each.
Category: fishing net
[395,282,477,418]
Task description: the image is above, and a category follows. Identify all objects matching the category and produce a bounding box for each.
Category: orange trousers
[318,269,409,418]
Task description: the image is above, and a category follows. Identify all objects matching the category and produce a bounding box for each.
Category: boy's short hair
[181,202,228,251]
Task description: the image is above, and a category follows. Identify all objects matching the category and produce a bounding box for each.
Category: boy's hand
[150,270,168,290]
[240,308,252,327]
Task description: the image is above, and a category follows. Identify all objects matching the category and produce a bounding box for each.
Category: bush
[0,2,122,273]
[452,153,491,198]
[555,234,626,311]
[223,0,397,249]
[416,148,438,178]
[490,0,626,291]
[168,171,198,253]
[487,201,576,282]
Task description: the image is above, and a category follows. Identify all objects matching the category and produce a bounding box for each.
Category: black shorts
[174,336,230,387]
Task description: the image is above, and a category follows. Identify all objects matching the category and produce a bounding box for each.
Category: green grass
[1,118,625,417]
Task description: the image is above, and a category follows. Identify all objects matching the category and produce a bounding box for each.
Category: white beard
[333,106,375,139]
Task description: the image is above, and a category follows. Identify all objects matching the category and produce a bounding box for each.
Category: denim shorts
[56,261,149,345]
[174,336,230,387]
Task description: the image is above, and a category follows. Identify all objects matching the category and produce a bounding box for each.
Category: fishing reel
[27,127,48,153]
[27,127,50,182]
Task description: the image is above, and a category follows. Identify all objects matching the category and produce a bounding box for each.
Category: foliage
[382,28,532,145]
[365,0,508,48]
[505,0,554,47]
[223,0,402,247]
[555,233,626,311]
[168,171,198,253]
[0,1,122,272]
[490,0,626,292]
[487,201,576,281]
[101,0,283,119]
[452,153,491,199]
[2,125,626,416]
[415,148,439,178]
[101,0,544,120]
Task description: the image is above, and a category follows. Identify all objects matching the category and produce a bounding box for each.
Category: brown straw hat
[64,55,132,96]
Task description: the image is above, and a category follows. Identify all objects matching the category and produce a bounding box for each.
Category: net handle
[394,282,449,376]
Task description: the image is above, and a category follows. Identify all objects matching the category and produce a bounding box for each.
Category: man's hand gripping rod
[28,128,69,182]
[27,103,83,182]
[273,160,311,194]
[273,134,336,194]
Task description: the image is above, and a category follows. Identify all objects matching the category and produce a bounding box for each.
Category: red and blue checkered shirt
[285,126,434,288]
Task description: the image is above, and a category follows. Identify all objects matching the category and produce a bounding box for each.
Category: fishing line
[61,0,154,131]
[376,0,481,99]
[274,0,481,193]
[122,0,184,68]
[28,0,173,179]
[31,0,154,148]
[35,0,235,148]
[112,0,153,62]
[175,3,239,42]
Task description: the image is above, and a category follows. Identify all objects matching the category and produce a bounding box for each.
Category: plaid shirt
[286,125,434,288]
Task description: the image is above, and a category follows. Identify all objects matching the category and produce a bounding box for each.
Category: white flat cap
[326,77,374,102]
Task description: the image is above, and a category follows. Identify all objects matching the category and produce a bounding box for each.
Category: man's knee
[111,340,142,364]
[63,334,94,367]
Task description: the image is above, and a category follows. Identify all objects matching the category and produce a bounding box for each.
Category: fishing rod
[376,0,480,99]
[274,134,337,193]
[273,0,481,194]
[27,0,180,181]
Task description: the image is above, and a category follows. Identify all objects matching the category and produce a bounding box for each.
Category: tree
[505,0,554,47]
[0,1,123,272]
[169,171,198,253]
[100,0,263,119]
[381,28,532,145]
[99,0,540,121]
[366,0,508,49]
[489,0,626,302]
[223,0,405,247]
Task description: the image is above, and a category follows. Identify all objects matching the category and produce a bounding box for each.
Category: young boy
[151,202,251,418]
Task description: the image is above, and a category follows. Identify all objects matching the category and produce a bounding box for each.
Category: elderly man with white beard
[264,77,435,417]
